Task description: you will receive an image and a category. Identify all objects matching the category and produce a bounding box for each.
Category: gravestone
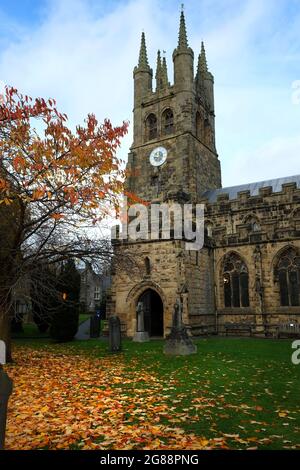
[133,302,150,342]
[172,298,183,329]
[0,364,13,449]
[0,341,5,365]
[109,315,122,352]
[164,298,197,356]
[90,312,101,338]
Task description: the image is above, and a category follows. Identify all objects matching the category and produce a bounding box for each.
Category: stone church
[109,11,300,338]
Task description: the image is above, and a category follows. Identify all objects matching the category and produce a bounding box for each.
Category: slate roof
[201,174,300,203]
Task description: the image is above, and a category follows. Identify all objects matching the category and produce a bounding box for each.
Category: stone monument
[133,302,150,342]
[164,297,197,355]
[90,311,101,338]
[109,315,122,352]
[0,362,13,449]
[0,341,5,365]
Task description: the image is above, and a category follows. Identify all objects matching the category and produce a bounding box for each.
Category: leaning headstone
[133,302,150,342]
[0,365,13,449]
[109,315,122,352]
[0,341,5,365]
[164,298,197,356]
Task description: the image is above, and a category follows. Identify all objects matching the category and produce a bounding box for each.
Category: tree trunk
[0,306,12,364]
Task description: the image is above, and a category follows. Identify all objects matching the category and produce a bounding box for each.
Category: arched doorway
[137,289,164,337]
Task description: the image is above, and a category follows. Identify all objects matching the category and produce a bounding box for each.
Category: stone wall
[111,239,180,337]
[203,181,300,336]
[110,238,217,337]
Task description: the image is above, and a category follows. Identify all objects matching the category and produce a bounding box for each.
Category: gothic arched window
[162,108,174,135]
[205,223,213,238]
[277,248,300,306]
[145,257,151,275]
[245,216,261,232]
[145,113,157,141]
[252,221,261,232]
[223,253,249,308]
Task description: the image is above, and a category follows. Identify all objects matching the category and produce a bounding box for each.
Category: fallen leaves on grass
[5,345,300,451]
[5,347,228,450]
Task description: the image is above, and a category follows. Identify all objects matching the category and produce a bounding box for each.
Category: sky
[0,0,299,187]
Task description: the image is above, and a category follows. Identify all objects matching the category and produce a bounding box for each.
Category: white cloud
[225,135,300,186]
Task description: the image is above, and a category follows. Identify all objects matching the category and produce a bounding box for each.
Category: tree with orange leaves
[0,86,128,361]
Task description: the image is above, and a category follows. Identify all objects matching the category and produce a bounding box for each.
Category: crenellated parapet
[202,177,300,247]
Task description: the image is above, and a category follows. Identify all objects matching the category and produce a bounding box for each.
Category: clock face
[149,147,167,167]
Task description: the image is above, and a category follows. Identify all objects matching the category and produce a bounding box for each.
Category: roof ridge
[220,174,300,193]
[202,174,300,203]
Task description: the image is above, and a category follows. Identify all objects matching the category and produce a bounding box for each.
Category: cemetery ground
[4,337,300,450]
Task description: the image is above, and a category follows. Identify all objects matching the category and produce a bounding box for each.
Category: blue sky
[0,0,299,187]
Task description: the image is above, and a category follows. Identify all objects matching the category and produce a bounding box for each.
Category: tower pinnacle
[178,9,188,49]
[155,50,163,90]
[134,31,153,104]
[196,41,215,85]
[162,53,169,88]
[199,41,208,74]
[138,31,149,68]
[173,8,194,89]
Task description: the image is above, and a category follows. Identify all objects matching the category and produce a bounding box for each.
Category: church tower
[109,9,300,341]
[126,10,221,205]
[110,10,219,338]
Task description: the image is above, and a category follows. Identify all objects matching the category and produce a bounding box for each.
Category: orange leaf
[51,213,64,220]
[13,156,26,171]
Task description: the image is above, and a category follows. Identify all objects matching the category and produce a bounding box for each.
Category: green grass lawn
[9,337,300,449]
[11,322,50,338]
[12,315,91,339]
[78,313,92,324]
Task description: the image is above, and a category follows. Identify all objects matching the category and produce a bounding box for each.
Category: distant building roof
[201,174,300,203]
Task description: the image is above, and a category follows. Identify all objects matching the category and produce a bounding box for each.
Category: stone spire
[161,54,169,88]
[173,8,194,90]
[134,31,153,105]
[155,50,163,91]
[178,9,188,49]
[138,31,149,69]
[195,41,215,115]
[196,41,213,83]
[199,41,208,74]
